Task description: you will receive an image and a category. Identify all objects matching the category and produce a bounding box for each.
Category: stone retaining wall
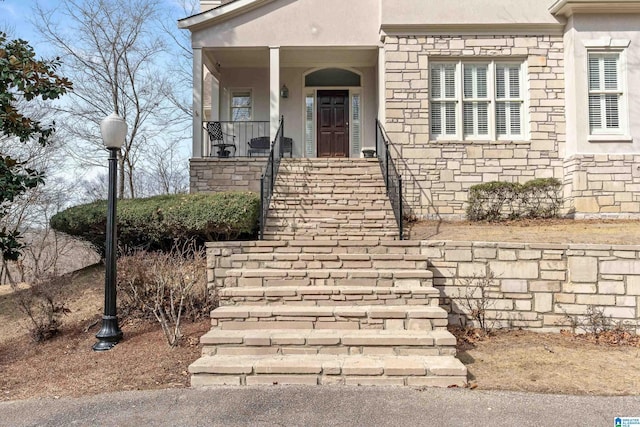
[190,158,267,194]
[425,241,640,332]
[207,240,640,332]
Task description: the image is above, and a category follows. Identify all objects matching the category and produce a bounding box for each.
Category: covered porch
[179,0,384,161]
[192,47,382,159]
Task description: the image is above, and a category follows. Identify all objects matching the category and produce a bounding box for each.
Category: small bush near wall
[467,178,561,221]
[50,192,259,254]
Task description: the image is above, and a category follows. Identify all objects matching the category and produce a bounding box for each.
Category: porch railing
[375,119,404,240]
[202,120,269,157]
[259,116,284,240]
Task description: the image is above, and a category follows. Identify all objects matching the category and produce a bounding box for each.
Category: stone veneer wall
[384,35,566,219]
[205,240,640,332]
[190,158,267,194]
[564,155,640,218]
[425,241,640,332]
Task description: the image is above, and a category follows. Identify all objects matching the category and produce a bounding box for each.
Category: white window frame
[586,50,629,141]
[230,88,252,121]
[429,60,527,141]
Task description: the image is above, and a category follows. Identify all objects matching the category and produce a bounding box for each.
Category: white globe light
[100,113,128,149]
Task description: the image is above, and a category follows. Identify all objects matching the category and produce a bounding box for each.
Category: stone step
[208,239,423,253]
[210,305,448,331]
[199,329,456,356]
[189,354,467,387]
[224,268,433,288]
[219,285,439,306]
[226,252,429,270]
[262,231,401,241]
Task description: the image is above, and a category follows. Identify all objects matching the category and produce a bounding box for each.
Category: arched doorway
[303,68,363,158]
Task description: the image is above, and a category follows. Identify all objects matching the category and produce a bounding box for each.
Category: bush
[466,178,561,221]
[13,275,70,342]
[117,245,211,346]
[50,192,260,254]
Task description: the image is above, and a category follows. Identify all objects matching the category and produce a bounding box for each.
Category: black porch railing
[375,119,404,240]
[203,120,269,157]
[259,116,284,240]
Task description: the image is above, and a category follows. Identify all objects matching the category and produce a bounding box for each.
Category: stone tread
[219,285,439,298]
[225,269,433,279]
[210,305,447,319]
[199,328,456,347]
[189,354,466,378]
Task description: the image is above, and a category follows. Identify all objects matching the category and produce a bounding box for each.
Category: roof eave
[550,0,640,16]
[178,0,275,31]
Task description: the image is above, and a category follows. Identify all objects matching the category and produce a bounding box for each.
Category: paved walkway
[0,387,638,427]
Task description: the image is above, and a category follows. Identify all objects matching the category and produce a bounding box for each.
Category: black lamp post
[93,113,127,352]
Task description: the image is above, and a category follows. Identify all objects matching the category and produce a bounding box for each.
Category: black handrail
[259,116,284,240]
[375,119,404,240]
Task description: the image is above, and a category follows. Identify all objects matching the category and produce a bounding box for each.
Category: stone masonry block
[489,261,539,279]
[568,257,598,283]
[501,280,528,293]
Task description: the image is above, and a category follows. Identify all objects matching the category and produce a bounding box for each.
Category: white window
[230,90,252,121]
[430,61,525,140]
[588,52,623,135]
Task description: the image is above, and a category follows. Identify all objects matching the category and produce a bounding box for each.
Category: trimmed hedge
[466,178,562,221]
[50,192,260,253]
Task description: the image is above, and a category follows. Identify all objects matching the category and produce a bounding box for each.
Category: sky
[0,0,192,56]
[0,0,196,193]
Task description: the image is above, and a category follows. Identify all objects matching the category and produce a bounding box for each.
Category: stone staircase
[263,158,401,241]
[189,240,467,387]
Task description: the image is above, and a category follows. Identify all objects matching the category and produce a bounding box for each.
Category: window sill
[429,139,530,145]
[588,135,633,143]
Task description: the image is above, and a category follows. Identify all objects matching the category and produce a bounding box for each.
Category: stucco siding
[191,0,380,48]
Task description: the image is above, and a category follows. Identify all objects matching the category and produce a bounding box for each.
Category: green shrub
[50,192,259,253]
[466,178,561,221]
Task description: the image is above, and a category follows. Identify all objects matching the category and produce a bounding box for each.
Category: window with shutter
[429,60,525,141]
[430,64,458,137]
[588,53,623,135]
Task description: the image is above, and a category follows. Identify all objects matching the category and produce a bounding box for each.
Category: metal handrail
[259,116,284,240]
[375,119,404,240]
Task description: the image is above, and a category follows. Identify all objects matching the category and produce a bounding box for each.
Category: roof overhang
[550,0,640,16]
[178,0,275,31]
[381,23,566,37]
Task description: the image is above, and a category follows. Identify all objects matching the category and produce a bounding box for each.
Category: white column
[211,75,220,121]
[192,48,203,158]
[377,45,386,124]
[269,46,280,139]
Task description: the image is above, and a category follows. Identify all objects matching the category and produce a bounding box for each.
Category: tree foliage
[0,32,71,261]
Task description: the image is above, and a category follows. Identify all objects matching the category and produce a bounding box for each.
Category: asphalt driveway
[1,387,638,427]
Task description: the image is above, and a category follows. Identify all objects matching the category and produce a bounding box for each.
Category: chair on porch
[248,136,293,157]
[206,122,236,157]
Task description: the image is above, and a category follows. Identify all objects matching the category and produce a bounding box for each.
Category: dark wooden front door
[317,90,349,157]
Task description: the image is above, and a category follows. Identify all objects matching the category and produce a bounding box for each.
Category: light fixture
[93,112,127,351]
[280,84,289,99]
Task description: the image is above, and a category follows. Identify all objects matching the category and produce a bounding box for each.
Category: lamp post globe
[93,113,127,351]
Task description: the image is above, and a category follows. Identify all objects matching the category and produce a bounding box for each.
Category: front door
[317,90,349,157]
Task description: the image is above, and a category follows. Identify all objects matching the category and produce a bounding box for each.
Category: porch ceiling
[206,47,378,69]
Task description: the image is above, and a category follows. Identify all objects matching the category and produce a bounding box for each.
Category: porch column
[192,47,204,158]
[269,46,280,139]
[377,45,386,124]
[210,75,220,121]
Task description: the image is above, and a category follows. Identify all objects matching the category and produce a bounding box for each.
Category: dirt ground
[1,220,640,400]
[409,218,640,245]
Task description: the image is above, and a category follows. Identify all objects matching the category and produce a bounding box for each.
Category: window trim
[429,59,527,142]
[230,88,253,121]
[586,49,630,141]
